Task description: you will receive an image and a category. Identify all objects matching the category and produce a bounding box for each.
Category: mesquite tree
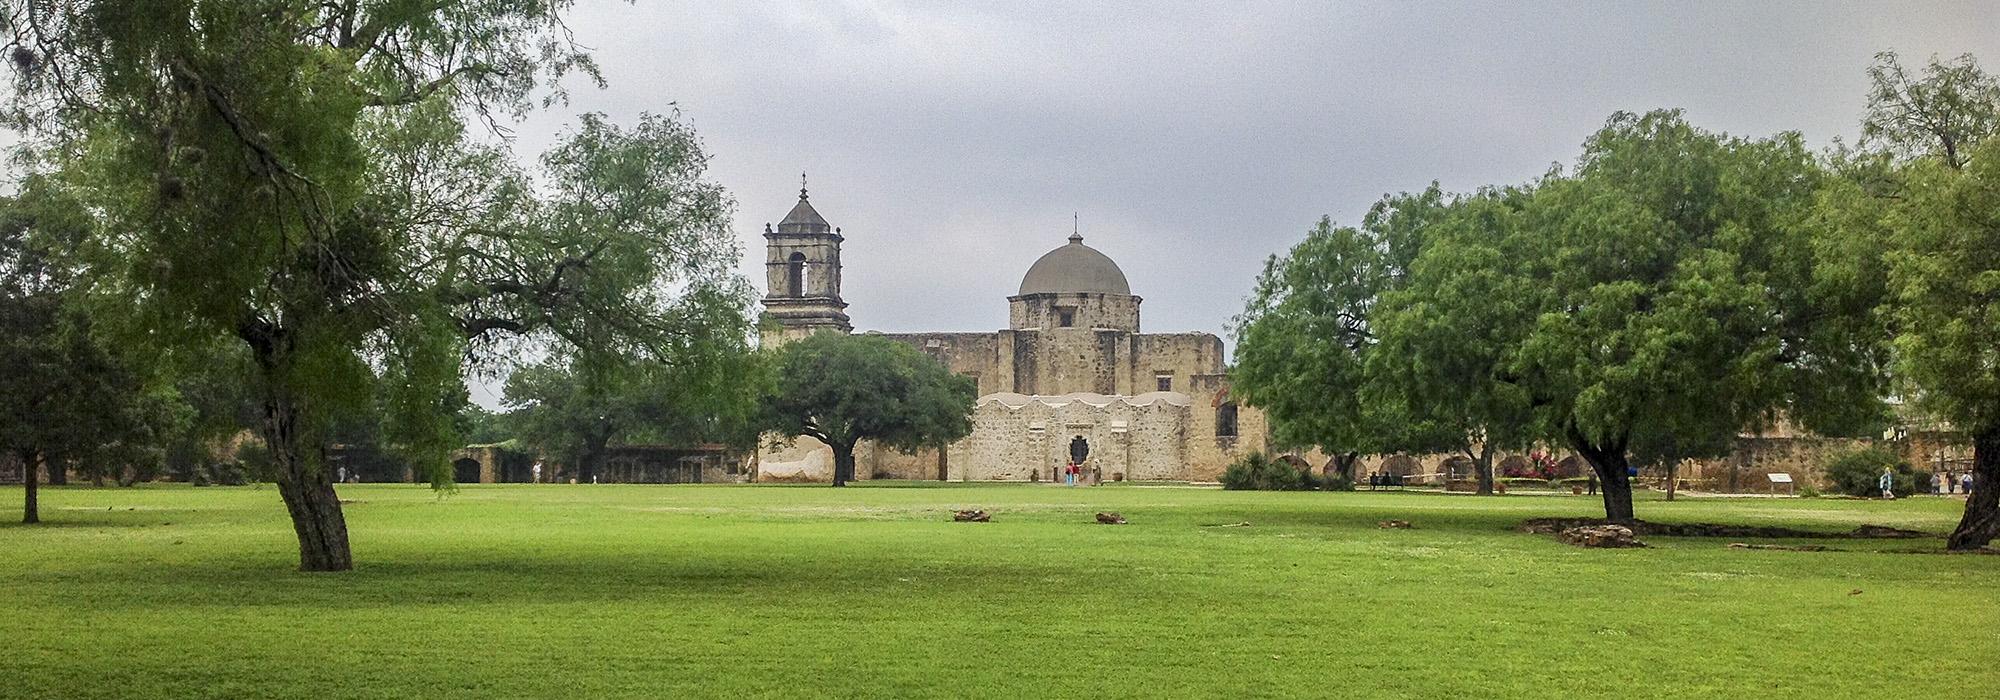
[1847,52,2000,549]
[758,333,976,487]
[2,2,743,570]
[1491,111,1885,522]
[1233,191,1529,490]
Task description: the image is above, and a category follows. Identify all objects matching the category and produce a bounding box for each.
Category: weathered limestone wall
[1009,292,1141,332]
[1680,436,1874,492]
[1129,334,1227,393]
[949,393,1190,481]
[879,332,1007,395]
[1183,374,1272,482]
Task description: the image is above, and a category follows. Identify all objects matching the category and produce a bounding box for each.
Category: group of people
[1880,468,1977,498]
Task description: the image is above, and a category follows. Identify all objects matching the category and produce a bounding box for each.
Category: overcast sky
[475,0,1997,404]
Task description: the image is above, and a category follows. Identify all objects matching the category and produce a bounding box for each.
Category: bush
[1322,474,1356,491]
[1823,447,1916,498]
[1221,452,1319,491]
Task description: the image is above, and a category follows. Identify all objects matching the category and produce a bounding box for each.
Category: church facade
[755,186,1274,483]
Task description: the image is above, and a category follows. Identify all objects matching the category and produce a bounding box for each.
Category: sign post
[1767,472,1794,496]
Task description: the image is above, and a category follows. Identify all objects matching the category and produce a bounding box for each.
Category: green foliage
[1219,452,1319,491]
[0,186,188,495]
[458,405,515,446]
[1862,51,2000,169]
[758,333,976,484]
[1823,447,1912,498]
[505,339,765,482]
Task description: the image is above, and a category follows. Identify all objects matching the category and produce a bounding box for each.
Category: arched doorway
[787,252,808,297]
[452,458,482,484]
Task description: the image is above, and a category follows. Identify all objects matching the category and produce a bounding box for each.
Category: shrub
[1322,474,1356,491]
[1823,447,1916,498]
[1221,452,1319,491]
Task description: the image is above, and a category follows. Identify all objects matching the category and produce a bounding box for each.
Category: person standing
[1932,472,1946,496]
[1879,467,1895,499]
[1964,471,1977,497]
[531,461,543,484]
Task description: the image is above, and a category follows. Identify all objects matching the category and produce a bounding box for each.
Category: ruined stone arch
[1555,455,1587,479]
[1440,455,1474,481]
[1379,454,1421,477]
[451,457,481,484]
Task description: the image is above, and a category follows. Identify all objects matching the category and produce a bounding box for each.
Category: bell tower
[761,175,851,346]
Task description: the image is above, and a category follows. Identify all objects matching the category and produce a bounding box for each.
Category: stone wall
[945,393,1190,481]
[1009,292,1141,332]
[878,332,1007,395]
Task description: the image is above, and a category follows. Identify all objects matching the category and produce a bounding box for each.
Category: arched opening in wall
[1554,455,1587,478]
[1379,455,1420,478]
[787,252,807,297]
[1497,454,1533,478]
[452,458,481,484]
[1215,403,1239,437]
[1441,456,1473,481]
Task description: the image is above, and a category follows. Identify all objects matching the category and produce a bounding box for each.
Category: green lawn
[1,483,1993,699]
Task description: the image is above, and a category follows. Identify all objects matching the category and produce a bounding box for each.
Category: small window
[1155,373,1173,392]
[1215,402,1239,437]
[1056,306,1076,327]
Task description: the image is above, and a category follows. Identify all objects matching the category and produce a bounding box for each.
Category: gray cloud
[473,0,1997,404]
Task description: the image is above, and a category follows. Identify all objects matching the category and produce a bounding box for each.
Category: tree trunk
[1330,452,1359,482]
[1474,444,1496,496]
[1665,461,1679,502]
[1947,427,2000,551]
[579,433,610,484]
[21,450,38,525]
[264,392,352,572]
[830,442,855,487]
[1569,433,1635,523]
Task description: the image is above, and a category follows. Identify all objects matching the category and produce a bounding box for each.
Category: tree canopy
[1232,188,1533,492]
[1845,51,2000,549]
[2,1,748,570]
[757,333,977,487]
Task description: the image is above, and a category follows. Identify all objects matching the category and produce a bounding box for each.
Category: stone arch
[1379,454,1421,477]
[1497,454,1533,478]
[1555,455,1587,479]
[1440,455,1474,481]
[451,457,482,484]
[1277,454,1311,471]
[787,252,807,297]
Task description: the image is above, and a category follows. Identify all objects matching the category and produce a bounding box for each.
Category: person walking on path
[1879,467,1896,499]
[1964,472,1977,497]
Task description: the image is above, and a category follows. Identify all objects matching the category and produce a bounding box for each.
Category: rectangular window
[1215,402,1239,437]
[1155,373,1173,392]
[1056,306,1076,327]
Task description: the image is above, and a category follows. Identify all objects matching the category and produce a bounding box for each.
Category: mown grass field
[1,482,1994,699]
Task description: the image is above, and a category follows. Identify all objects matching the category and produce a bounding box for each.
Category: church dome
[1018,234,1132,296]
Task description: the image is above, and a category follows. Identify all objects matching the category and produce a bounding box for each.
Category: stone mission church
[756,183,1276,482]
